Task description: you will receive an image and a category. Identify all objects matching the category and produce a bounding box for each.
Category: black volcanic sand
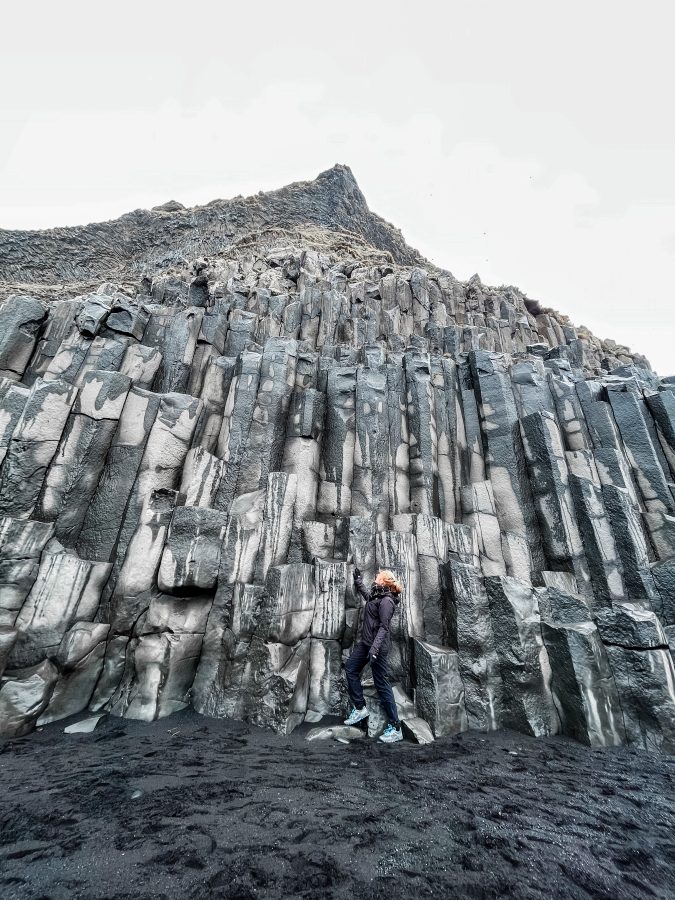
[2,712,675,899]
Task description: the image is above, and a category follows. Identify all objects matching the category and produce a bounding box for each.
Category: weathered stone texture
[0,167,673,747]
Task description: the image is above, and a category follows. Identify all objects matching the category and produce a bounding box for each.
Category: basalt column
[0,166,674,747]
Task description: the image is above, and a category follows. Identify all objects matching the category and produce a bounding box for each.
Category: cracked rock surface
[0,165,674,750]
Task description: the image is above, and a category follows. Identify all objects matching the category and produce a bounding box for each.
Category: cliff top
[0,165,429,288]
[0,165,652,371]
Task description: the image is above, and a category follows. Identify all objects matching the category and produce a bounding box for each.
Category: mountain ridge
[0,164,428,286]
[0,164,652,372]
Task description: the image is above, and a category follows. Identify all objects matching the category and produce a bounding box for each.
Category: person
[343,567,403,743]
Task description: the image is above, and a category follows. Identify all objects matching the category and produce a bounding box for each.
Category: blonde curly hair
[377,569,403,595]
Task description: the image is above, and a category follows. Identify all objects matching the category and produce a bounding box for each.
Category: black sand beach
[2,712,675,900]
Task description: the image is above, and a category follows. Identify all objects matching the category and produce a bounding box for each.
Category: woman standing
[343,567,403,743]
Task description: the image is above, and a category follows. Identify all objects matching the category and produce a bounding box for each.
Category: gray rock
[101,392,201,602]
[88,635,129,712]
[306,638,347,719]
[244,637,310,734]
[191,582,265,719]
[590,602,675,750]
[0,378,78,518]
[215,350,262,507]
[608,386,674,515]
[601,483,656,602]
[0,627,17,678]
[107,298,150,340]
[538,587,593,626]
[643,510,675,562]
[442,560,504,730]
[568,473,626,607]
[0,379,30,466]
[73,337,128,387]
[37,622,110,725]
[0,517,55,627]
[540,571,579,594]
[76,386,161,561]
[401,716,435,744]
[254,473,297,583]
[0,168,673,748]
[469,351,544,581]
[22,299,78,384]
[120,344,163,388]
[36,371,132,544]
[312,561,347,640]
[64,714,105,734]
[353,366,389,528]
[595,603,668,650]
[404,352,438,517]
[236,339,298,494]
[152,307,204,394]
[604,642,675,753]
[257,564,316,645]
[652,559,675,625]
[305,725,366,741]
[0,295,48,380]
[540,618,625,747]
[108,489,177,632]
[180,447,226,508]
[413,638,467,737]
[11,539,111,667]
[385,361,411,518]
[484,576,558,737]
[317,366,356,516]
[144,593,212,636]
[461,481,506,577]
[520,411,589,592]
[158,506,228,593]
[0,660,58,737]
[43,328,92,383]
[646,390,675,479]
[415,515,454,642]
[75,294,112,337]
[110,631,203,721]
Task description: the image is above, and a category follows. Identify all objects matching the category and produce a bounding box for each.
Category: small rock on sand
[64,715,105,734]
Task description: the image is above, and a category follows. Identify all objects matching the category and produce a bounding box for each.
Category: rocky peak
[0,165,425,290]
[0,169,674,751]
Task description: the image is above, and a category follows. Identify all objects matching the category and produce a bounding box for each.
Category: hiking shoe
[344,706,369,726]
[378,724,403,743]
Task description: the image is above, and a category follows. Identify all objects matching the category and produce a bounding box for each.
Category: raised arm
[352,566,369,602]
[370,596,396,658]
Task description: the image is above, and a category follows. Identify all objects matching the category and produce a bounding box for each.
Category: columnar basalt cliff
[1,166,674,750]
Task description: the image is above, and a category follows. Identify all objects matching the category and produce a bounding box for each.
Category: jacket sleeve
[353,571,369,602]
[370,597,396,656]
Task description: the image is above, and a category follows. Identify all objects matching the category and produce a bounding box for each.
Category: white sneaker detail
[378,725,403,743]
[344,707,369,726]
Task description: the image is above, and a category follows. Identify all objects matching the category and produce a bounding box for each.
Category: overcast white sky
[1,1,673,374]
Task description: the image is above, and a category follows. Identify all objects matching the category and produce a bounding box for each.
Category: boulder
[413,638,467,737]
[0,660,58,737]
[37,623,110,725]
[596,603,675,752]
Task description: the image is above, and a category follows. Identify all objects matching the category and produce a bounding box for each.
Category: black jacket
[354,573,400,656]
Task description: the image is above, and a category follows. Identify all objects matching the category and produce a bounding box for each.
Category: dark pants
[345,642,400,726]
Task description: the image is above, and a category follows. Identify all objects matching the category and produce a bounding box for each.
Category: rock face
[1,165,674,749]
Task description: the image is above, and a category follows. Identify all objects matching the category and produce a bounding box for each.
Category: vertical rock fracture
[0,165,674,750]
